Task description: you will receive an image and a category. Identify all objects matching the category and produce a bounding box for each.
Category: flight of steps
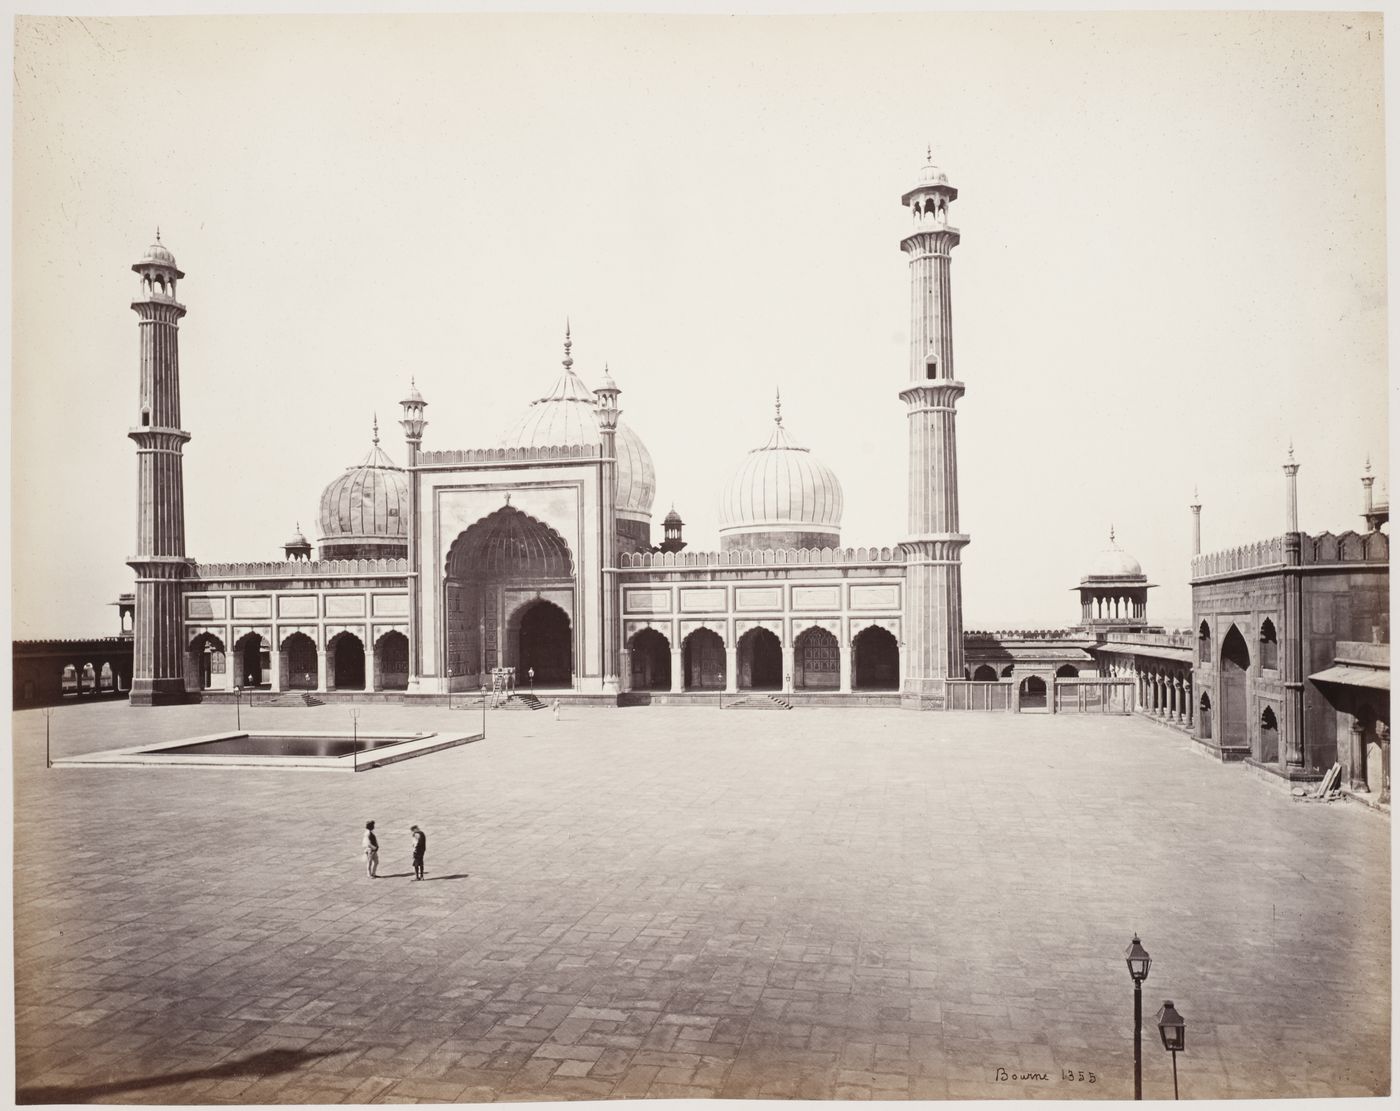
[506,692,548,711]
[721,694,793,710]
[260,691,325,708]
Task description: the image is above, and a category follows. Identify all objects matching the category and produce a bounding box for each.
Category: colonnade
[1103,657,1193,728]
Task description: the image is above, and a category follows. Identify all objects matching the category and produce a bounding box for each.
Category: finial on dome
[562,320,574,370]
[1109,524,1116,544]
[775,387,783,426]
[372,414,380,446]
[926,144,932,163]
[155,226,161,242]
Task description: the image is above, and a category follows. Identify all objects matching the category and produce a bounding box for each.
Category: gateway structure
[129,157,974,707]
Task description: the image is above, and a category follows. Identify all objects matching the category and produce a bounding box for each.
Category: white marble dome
[498,351,656,525]
[718,399,843,543]
[317,426,409,550]
[1082,528,1145,581]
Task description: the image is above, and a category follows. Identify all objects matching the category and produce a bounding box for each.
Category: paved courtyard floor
[10,701,1390,1103]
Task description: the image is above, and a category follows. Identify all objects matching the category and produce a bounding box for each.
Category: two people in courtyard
[363,819,426,879]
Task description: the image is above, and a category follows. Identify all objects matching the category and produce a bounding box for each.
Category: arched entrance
[512,600,573,687]
[739,628,782,690]
[1219,625,1250,749]
[683,628,725,691]
[853,626,899,690]
[187,632,226,691]
[629,628,670,691]
[375,631,409,691]
[1259,705,1279,764]
[972,664,998,682]
[1020,675,1047,710]
[444,506,575,686]
[329,632,366,691]
[794,627,839,690]
[282,633,318,690]
[1056,664,1080,678]
[234,633,269,688]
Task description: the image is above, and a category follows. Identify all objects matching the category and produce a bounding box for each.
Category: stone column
[223,652,237,691]
[781,641,794,695]
[270,647,283,693]
[619,648,632,694]
[368,642,380,693]
[1349,719,1369,791]
[1184,680,1193,727]
[839,641,852,694]
[670,649,683,694]
[724,644,738,694]
[316,647,329,693]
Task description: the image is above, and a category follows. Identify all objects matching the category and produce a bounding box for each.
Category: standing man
[410,824,427,881]
[552,698,561,721]
[362,821,379,878]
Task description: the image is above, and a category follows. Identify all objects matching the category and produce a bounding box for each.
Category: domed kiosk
[498,327,656,552]
[317,419,409,560]
[718,392,843,551]
[1076,527,1154,631]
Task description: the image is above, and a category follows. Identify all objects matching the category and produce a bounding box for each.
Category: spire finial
[1365,455,1373,475]
[562,320,573,370]
[926,144,932,163]
[774,387,783,426]
[1109,523,1116,544]
[155,226,161,242]
[372,413,380,446]
[1288,440,1295,463]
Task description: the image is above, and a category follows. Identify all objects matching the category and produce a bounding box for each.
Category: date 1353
[994,1068,1096,1083]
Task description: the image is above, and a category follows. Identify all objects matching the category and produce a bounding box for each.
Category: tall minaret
[1190,487,1202,556]
[595,356,622,695]
[127,233,193,705]
[899,150,970,705]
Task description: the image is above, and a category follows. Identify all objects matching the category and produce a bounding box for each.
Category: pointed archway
[511,600,573,687]
[329,632,366,691]
[1219,625,1250,750]
[629,628,671,691]
[853,626,899,691]
[444,505,575,686]
[738,627,782,691]
[683,628,726,691]
[794,627,839,690]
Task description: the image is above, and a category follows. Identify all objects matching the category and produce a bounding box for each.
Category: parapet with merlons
[191,558,410,579]
[416,444,602,467]
[1192,530,1388,580]
[618,546,905,569]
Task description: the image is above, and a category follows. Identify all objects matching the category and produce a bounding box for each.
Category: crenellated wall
[417,444,601,467]
[620,546,905,569]
[192,558,409,578]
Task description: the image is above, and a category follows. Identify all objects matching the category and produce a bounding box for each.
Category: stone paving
[10,700,1390,1103]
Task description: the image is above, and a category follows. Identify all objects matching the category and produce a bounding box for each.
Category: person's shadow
[377,872,470,881]
[19,1046,344,1103]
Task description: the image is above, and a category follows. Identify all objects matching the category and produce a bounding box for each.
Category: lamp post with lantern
[1125,935,1151,1099]
[1156,1000,1185,1099]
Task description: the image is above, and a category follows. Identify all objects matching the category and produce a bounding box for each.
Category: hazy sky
[10,10,1388,639]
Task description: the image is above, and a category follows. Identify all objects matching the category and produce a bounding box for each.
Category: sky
[9,10,1389,639]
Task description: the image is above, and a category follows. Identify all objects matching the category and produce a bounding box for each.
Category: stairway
[721,693,793,710]
[261,691,325,708]
[507,692,548,711]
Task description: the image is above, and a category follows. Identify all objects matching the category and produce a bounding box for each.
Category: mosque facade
[126,157,985,709]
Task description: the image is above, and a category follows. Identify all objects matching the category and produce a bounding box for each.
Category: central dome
[497,332,656,527]
[718,393,843,551]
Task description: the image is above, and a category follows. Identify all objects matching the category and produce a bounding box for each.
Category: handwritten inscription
[994,1068,1096,1084]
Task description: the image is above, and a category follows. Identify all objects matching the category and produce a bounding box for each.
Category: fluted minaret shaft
[899,158,970,699]
[127,242,193,706]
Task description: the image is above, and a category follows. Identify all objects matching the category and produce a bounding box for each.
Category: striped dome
[317,431,409,548]
[718,399,843,541]
[498,356,656,524]
[1081,528,1145,582]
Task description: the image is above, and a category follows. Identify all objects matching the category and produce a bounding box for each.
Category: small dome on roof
[1082,527,1145,581]
[285,523,310,548]
[663,506,683,526]
[139,232,178,269]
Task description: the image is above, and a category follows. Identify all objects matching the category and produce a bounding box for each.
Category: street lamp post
[481,685,487,738]
[1125,934,1151,1100]
[234,685,242,731]
[1156,1000,1185,1099]
[528,666,535,693]
[42,707,53,769]
[351,709,361,772]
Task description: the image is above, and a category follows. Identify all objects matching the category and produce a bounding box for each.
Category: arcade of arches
[179,628,411,694]
[444,507,576,688]
[629,624,900,694]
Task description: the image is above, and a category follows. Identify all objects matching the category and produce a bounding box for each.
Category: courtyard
[10,701,1390,1103]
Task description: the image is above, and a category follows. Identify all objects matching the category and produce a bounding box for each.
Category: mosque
[42,152,1378,787]
[121,153,1000,709]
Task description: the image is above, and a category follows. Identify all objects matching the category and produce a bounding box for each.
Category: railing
[192,558,410,577]
[1054,678,1132,714]
[1300,530,1389,566]
[1191,536,1285,579]
[1333,640,1390,667]
[618,546,906,569]
[416,444,601,466]
[944,679,1014,711]
[1100,631,1193,650]
[965,629,1084,641]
